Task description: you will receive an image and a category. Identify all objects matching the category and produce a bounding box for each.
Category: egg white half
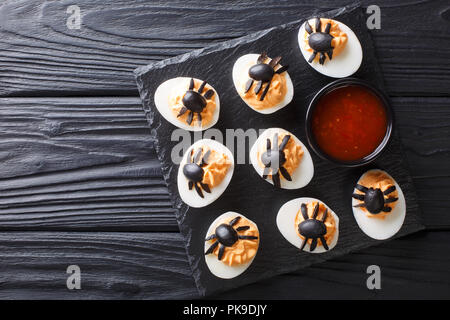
[249,128,314,189]
[352,169,406,240]
[298,19,363,78]
[177,139,234,208]
[276,197,339,253]
[154,77,220,131]
[232,54,294,114]
[204,211,259,279]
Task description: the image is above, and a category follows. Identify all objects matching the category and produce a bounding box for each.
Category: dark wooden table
[0,0,449,299]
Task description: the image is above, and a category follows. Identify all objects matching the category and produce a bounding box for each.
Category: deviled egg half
[177,139,234,208]
[249,128,314,189]
[154,77,220,131]
[232,52,294,114]
[277,197,339,253]
[298,17,362,78]
[204,211,259,279]
[352,169,406,240]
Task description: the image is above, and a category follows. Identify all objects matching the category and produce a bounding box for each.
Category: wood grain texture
[0,0,449,97]
[0,96,447,231]
[0,97,177,231]
[0,230,448,299]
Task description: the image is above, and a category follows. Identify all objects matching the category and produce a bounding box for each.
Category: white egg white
[352,169,406,240]
[177,139,234,208]
[298,18,363,78]
[249,128,314,189]
[276,197,339,253]
[154,77,220,131]
[204,211,259,279]
[232,54,294,114]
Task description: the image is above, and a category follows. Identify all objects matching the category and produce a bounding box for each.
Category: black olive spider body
[177,78,215,125]
[352,184,398,214]
[183,148,212,198]
[205,216,258,261]
[305,18,334,65]
[298,203,329,252]
[261,132,292,188]
[245,52,289,101]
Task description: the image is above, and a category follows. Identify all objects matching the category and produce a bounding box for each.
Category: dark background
[0,0,448,299]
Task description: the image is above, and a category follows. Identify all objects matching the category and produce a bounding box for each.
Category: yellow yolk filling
[209,216,259,266]
[303,18,348,62]
[169,79,216,126]
[198,147,231,189]
[355,171,399,220]
[257,133,304,180]
[239,58,287,110]
[295,201,336,247]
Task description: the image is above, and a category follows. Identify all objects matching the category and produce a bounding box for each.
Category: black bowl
[305,78,393,167]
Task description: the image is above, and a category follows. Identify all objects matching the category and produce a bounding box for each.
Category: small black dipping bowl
[305,78,393,167]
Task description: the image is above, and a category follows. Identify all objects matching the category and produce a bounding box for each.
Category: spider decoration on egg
[352,184,398,214]
[261,132,292,188]
[205,216,258,260]
[298,203,329,252]
[305,18,334,65]
[244,52,289,101]
[183,148,212,198]
[177,78,215,125]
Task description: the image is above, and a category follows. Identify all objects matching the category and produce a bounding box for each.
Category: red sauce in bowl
[311,85,388,162]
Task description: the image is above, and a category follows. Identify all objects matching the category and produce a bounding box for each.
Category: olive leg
[262,167,271,180]
[254,80,263,95]
[383,185,396,195]
[352,193,365,201]
[194,183,204,198]
[301,203,309,220]
[229,216,241,226]
[320,236,329,251]
[218,245,225,260]
[385,197,398,203]
[300,237,309,250]
[308,51,317,63]
[305,20,313,34]
[275,65,288,74]
[244,79,253,93]
[272,172,281,188]
[269,56,281,68]
[260,81,271,101]
[319,52,326,65]
[279,135,290,151]
[238,235,258,240]
[279,166,292,181]
[205,241,218,255]
[205,234,216,241]
[257,51,267,64]
[312,203,319,219]
[200,183,211,194]
[310,238,318,252]
[177,106,188,117]
[355,184,368,193]
[198,80,207,93]
[186,111,194,125]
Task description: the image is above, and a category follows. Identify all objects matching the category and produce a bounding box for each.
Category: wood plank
[0,97,177,231]
[0,96,448,230]
[0,230,448,299]
[0,0,449,97]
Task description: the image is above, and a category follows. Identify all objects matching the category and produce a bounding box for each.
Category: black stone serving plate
[135,4,424,296]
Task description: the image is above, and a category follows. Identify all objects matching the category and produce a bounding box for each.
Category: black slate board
[135,4,424,296]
